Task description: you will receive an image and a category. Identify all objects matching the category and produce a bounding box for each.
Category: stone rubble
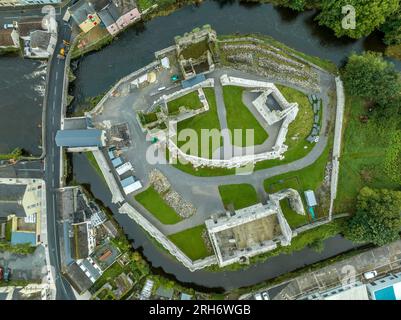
[149,169,196,218]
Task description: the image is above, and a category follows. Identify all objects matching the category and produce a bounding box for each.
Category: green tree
[344,187,401,246]
[381,8,401,45]
[317,0,400,39]
[342,52,401,106]
[279,0,306,11]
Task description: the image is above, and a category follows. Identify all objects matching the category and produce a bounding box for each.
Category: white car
[262,291,269,300]
[254,293,263,300]
[364,270,378,280]
[3,23,14,29]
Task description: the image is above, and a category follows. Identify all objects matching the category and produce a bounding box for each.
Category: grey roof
[64,262,94,294]
[81,258,101,280]
[98,8,116,27]
[55,129,103,148]
[17,18,44,37]
[0,184,27,218]
[112,0,137,15]
[69,0,97,25]
[30,30,50,51]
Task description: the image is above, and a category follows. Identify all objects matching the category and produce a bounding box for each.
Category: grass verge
[135,187,182,225]
[218,183,259,210]
[168,225,212,260]
[223,86,268,147]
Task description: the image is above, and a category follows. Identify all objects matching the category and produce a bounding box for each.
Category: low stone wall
[328,77,345,220]
[120,202,217,271]
[91,152,217,271]
[168,139,284,168]
[92,150,124,203]
[89,60,160,117]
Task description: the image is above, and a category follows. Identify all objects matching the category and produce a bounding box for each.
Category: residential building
[367,272,401,300]
[68,0,104,33]
[0,0,60,6]
[55,129,107,151]
[98,0,141,36]
[0,29,20,50]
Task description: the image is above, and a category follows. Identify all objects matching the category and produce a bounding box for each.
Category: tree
[342,52,401,107]
[344,187,401,246]
[279,0,306,11]
[317,0,400,39]
[381,8,401,45]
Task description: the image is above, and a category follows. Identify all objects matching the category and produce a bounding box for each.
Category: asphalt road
[42,10,76,300]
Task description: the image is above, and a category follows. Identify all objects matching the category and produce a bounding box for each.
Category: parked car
[3,268,11,282]
[262,291,269,300]
[254,293,263,300]
[364,270,378,280]
[3,23,14,29]
[0,267,3,281]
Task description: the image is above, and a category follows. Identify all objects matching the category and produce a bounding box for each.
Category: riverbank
[68,0,401,64]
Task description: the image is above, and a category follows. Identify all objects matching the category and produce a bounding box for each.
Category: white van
[254,293,263,300]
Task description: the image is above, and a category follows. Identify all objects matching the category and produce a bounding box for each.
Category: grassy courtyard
[218,184,259,210]
[275,84,314,150]
[334,95,399,214]
[176,88,222,158]
[222,86,268,147]
[168,225,212,261]
[167,91,203,115]
[279,199,309,229]
[135,187,182,225]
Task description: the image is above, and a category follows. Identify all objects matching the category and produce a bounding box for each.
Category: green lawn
[263,140,332,219]
[222,86,268,147]
[168,225,212,261]
[135,187,182,225]
[90,261,124,293]
[167,91,203,114]
[279,199,309,229]
[264,142,330,193]
[176,88,222,158]
[334,95,399,213]
[275,84,314,150]
[218,184,259,210]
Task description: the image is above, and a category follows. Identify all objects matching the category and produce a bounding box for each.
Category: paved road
[0,4,75,300]
[42,9,76,300]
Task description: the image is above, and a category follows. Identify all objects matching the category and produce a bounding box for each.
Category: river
[68,0,393,290]
[70,0,401,114]
[0,56,45,156]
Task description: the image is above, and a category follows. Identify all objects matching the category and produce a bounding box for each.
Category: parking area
[0,245,47,282]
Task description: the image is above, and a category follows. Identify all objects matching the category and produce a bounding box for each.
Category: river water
[70,0,401,113]
[68,0,393,290]
[1,0,390,290]
[0,57,45,156]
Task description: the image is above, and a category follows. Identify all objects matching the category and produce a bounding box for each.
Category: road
[42,8,76,300]
[0,4,75,300]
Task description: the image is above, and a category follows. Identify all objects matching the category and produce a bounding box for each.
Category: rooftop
[30,30,51,51]
[55,129,105,148]
[17,18,44,37]
[0,29,15,47]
